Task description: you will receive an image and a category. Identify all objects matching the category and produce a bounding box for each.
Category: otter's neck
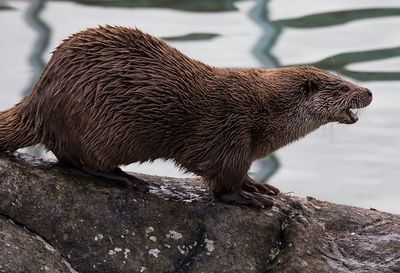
[222,69,323,160]
[250,111,320,160]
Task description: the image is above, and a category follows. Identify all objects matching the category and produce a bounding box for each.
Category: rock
[0,216,77,273]
[0,152,399,273]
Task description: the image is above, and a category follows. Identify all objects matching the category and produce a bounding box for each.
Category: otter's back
[24,26,213,169]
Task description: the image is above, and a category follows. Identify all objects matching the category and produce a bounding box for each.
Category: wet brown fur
[0,26,372,196]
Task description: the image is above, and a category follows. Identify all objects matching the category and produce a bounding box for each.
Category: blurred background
[0,0,399,213]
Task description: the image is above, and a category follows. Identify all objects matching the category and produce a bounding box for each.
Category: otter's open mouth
[336,107,360,124]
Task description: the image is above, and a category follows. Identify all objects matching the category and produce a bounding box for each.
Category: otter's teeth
[346,109,358,123]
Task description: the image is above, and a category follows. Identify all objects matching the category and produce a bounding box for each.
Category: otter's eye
[339,85,350,93]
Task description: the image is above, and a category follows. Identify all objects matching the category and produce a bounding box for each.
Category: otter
[0,26,372,208]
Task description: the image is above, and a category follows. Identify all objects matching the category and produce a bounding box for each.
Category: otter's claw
[243,178,280,195]
[218,191,274,208]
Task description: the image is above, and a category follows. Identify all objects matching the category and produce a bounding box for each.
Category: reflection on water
[249,0,278,68]
[23,0,50,95]
[277,8,400,28]
[1,0,399,213]
[52,0,244,12]
[274,10,400,81]
[163,33,220,41]
[0,3,12,10]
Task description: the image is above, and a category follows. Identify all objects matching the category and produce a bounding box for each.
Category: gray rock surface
[0,216,77,273]
[0,152,399,273]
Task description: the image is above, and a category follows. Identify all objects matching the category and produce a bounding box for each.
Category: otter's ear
[305,79,319,96]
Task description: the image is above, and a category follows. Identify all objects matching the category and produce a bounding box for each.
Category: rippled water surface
[1,0,399,213]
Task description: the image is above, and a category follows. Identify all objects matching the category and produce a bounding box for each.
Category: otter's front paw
[218,190,274,209]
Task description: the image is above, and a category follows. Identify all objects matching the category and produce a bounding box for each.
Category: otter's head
[271,66,373,127]
[304,67,372,124]
[300,67,372,125]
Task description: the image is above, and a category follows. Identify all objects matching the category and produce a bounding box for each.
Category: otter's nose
[365,88,372,98]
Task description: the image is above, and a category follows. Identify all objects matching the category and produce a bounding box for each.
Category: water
[0,0,399,213]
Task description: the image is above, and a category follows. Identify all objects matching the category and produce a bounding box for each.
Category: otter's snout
[361,87,373,108]
[349,87,373,109]
[365,88,373,98]
[335,87,372,124]
[361,88,373,105]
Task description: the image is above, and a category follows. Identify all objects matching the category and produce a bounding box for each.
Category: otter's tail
[0,103,37,153]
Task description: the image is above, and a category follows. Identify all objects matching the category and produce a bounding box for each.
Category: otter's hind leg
[81,167,149,193]
[57,155,148,193]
